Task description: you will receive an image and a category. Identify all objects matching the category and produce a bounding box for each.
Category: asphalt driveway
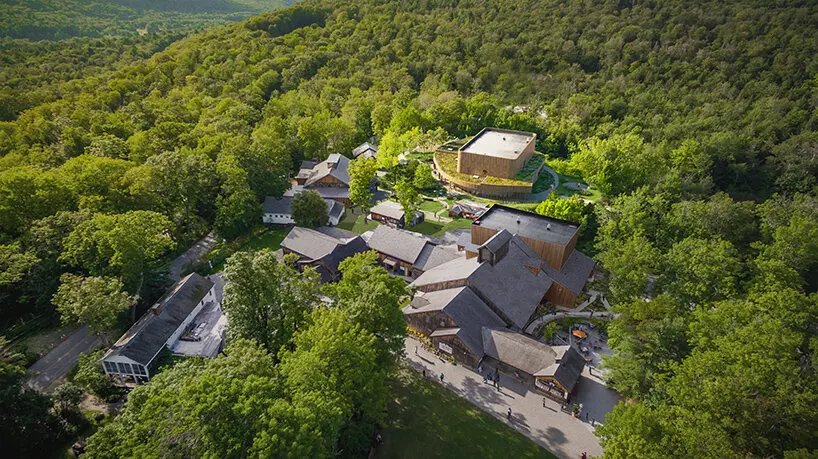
[27,325,101,392]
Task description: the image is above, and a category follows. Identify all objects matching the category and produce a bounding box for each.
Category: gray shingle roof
[482,327,556,376]
[535,345,586,391]
[367,225,431,264]
[475,204,580,247]
[263,196,292,214]
[352,142,378,159]
[541,249,595,294]
[369,200,405,221]
[327,200,345,220]
[414,244,462,272]
[283,227,368,282]
[482,229,513,253]
[283,227,346,260]
[412,234,552,329]
[468,235,553,328]
[104,273,214,366]
[410,256,481,287]
[456,232,480,252]
[303,154,351,187]
[284,185,350,200]
[404,287,505,356]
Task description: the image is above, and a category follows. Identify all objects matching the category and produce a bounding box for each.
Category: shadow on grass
[377,366,557,459]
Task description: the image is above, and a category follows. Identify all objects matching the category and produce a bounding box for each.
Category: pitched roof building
[352,142,378,160]
[366,225,460,278]
[368,200,423,228]
[262,195,345,226]
[403,204,593,401]
[101,273,220,382]
[281,226,368,282]
[295,153,351,188]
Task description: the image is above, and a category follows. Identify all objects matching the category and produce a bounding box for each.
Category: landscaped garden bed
[434,151,531,186]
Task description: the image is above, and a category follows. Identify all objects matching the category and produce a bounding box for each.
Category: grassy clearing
[336,209,379,234]
[203,226,289,273]
[420,200,444,213]
[532,171,555,193]
[410,217,473,237]
[376,368,556,459]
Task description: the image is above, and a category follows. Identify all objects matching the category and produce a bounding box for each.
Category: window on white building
[103,361,117,373]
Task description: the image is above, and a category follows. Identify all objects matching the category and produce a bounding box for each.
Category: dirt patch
[79,393,123,416]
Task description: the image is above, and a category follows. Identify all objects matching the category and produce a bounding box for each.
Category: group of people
[478,364,501,390]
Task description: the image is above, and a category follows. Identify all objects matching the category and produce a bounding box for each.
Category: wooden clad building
[457,128,536,179]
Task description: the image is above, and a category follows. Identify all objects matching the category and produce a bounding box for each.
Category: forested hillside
[0,0,290,40]
[1,0,817,457]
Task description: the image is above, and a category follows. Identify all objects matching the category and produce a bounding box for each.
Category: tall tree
[348,157,378,212]
[221,250,320,354]
[290,190,328,228]
[279,307,386,457]
[535,193,586,224]
[412,162,435,189]
[86,340,284,459]
[126,151,216,239]
[394,178,421,226]
[324,251,408,369]
[59,211,175,290]
[52,274,134,343]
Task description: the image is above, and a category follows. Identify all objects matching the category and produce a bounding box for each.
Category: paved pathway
[405,337,610,459]
[527,165,560,202]
[27,325,101,392]
[168,232,218,281]
[525,311,620,335]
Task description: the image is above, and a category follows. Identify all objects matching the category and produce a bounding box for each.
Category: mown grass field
[376,368,557,459]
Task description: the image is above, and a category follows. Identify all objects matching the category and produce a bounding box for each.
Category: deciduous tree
[52,274,134,341]
[221,249,320,354]
[290,190,328,228]
[348,157,378,212]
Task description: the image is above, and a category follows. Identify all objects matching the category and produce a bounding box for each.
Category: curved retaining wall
[434,153,532,199]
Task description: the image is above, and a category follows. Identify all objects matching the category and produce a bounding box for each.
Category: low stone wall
[434,153,532,199]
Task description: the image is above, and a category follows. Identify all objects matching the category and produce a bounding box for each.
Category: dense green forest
[0,0,291,40]
[1,0,817,457]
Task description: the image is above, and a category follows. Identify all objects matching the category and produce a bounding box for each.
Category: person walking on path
[415,345,418,355]
[507,407,512,421]
[439,372,444,383]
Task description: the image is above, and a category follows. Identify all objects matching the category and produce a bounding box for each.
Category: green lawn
[420,200,445,213]
[532,171,555,193]
[557,181,603,202]
[410,217,473,237]
[376,368,556,459]
[337,209,379,234]
[204,226,289,273]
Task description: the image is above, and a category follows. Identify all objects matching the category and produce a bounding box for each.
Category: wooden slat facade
[544,282,578,307]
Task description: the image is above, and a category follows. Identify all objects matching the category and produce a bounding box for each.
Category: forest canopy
[1,0,818,457]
